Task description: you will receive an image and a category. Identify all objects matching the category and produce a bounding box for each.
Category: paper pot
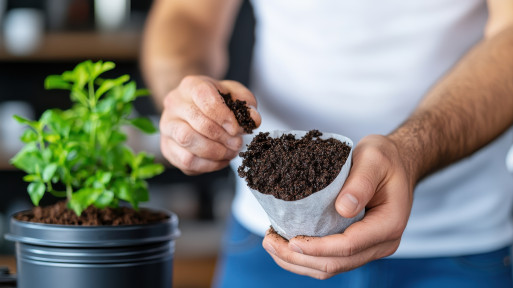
[246,130,364,240]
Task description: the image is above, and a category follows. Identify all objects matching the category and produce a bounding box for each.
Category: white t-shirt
[232,0,513,257]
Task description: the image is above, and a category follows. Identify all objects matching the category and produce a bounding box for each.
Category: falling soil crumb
[295,235,311,242]
[268,226,312,241]
[219,90,256,133]
[268,226,288,241]
[14,201,169,226]
[238,129,351,201]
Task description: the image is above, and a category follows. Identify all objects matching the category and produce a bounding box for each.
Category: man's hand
[160,75,261,175]
[262,135,414,279]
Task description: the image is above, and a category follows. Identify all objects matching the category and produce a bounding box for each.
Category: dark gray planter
[5,209,180,288]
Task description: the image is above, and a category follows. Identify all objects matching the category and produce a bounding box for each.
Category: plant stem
[88,79,98,149]
[66,183,73,202]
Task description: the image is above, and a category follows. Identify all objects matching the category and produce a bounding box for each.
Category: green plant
[10,60,164,216]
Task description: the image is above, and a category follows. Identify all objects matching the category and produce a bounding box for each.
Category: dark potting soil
[238,130,351,201]
[219,90,256,133]
[14,201,169,226]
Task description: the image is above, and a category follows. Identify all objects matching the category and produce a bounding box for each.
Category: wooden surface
[0,255,217,288]
[0,31,141,61]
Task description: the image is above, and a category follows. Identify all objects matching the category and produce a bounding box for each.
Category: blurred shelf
[0,30,141,62]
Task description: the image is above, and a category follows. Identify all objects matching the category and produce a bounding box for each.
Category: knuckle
[323,261,342,275]
[176,150,196,170]
[172,123,193,147]
[383,241,401,257]
[364,144,387,165]
[192,81,214,102]
[341,242,356,257]
[163,94,174,108]
[180,75,199,87]
[197,118,223,141]
[389,220,407,240]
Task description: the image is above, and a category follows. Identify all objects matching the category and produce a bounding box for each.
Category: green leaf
[68,188,103,216]
[97,171,112,184]
[91,61,115,80]
[45,75,72,90]
[13,115,40,131]
[122,147,135,165]
[109,131,127,146]
[23,174,39,182]
[96,96,116,114]
[13,115,33,125]
[94,190,114,208]
[132,151,147,168]
[70,88,89,106]
[28,182,45,206]
[20,129,38,143]
[11,144,43,174]
[40,109,71,138]
[72,61,91,89]
[95,75,130,100]
[42,163,58,182]
[113,179,132,203]
[137,163,164,179]
[43,133,61,143]
[129,117,157,134]
[134,88,150,98]
[121,81,136,102]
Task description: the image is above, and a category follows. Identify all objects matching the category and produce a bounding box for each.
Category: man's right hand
[159,75,261,175]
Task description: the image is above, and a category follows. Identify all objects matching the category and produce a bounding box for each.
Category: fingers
[160,119,239,160]
[160,135,231,175]
[165,97,243,151]
[269,253,337,280]
[159,76,260,174]
[264,232,399,278]
[286,206,404,258]
[184,77,261,136]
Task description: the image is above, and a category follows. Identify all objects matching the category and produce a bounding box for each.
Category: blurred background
[0,0,255,287]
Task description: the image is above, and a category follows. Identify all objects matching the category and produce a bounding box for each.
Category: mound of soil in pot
[238,130,351,201]
[15,201,169,226]
[219,90,256,133]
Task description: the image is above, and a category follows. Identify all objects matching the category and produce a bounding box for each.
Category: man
[141,0,513,287]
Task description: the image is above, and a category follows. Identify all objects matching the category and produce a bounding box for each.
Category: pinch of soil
[238,130,351,201]
[14,201,169,226]
[219,90,256,133]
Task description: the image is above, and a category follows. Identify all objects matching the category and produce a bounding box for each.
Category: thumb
[335,152,384,218]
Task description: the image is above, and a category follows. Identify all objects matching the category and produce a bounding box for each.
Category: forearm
[141,0,241,110]
[389,25,513,184]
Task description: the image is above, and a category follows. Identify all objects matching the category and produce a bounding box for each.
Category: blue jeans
[213,214,513,288]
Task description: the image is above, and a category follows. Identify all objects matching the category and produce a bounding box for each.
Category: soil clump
[219,91,256,133]
[238,130,351,201]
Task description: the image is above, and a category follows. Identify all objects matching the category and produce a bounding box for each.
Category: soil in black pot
[238,130,351,201]
[14,201,169,226]
[219,90,256,133]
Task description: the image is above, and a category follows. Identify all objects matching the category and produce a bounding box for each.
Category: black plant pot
[5,209,180,288]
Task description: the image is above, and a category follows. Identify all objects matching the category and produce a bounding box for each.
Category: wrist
[386,130,423,189]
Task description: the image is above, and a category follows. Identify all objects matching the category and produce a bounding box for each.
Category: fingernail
[290,242,303,254]
[223,122,235,135]
[339,193,358,215]
[226,137,241,151]
[264,243,276,255]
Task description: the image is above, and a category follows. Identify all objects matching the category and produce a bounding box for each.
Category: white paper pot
[246,130,364,240]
